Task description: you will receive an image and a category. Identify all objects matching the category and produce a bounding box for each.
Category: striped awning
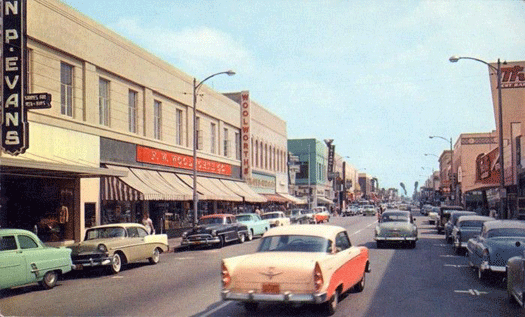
[101,176,143,201]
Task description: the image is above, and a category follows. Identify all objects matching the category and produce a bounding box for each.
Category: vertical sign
[1,0,51,155]
[240,91,251,179]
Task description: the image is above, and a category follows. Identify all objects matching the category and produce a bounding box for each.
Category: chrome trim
[221,290,327,304]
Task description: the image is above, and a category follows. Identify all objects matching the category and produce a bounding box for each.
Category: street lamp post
[429,135,454,204]
[449,56,505,219]
[192,70,235,227]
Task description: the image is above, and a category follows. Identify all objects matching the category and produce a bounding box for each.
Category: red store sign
[137,145,232,176]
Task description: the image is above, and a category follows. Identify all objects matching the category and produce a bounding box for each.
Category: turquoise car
[235,213,270,241]
[0,229,73,290]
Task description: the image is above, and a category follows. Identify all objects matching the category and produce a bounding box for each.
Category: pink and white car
[221,225,370,315]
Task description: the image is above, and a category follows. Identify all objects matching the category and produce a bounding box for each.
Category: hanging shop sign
[136,145,232,176]
[240,91,252,179]
[1,0,51,155]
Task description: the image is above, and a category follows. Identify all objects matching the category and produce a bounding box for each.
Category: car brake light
[221,261,231,288]
[314,262,324,292]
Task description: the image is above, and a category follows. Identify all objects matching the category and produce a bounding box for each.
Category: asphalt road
[1,213,524,316]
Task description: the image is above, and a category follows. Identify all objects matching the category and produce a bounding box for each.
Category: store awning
[202,178,243,202]
[1,157,127,178]
[262,193,289,203]
[220,180,267,203]
[278,193,306,205]
[177,174,221,200]
[130,168,191,201]
[317,196,334,205]
[158,172,194,200]
[104,165,169,201]
[101,176,143,201]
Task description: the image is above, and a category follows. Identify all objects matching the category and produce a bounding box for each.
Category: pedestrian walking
[142,212,155,234]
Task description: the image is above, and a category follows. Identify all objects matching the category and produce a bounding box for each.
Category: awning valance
[220,180,267,203]
[262,193,289,203]
[130,168,191,201]
[177,174,219,200]
[101,176,143,201]
[105,165,166,200]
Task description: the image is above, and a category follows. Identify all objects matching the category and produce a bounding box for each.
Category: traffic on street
[1,208,524,317]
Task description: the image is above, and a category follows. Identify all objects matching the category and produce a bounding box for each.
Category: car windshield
[487,228,525,238]
[235,215,252,221]
[262,213,280,219]
[85,227,126,240]
[199,217,225,225]
[382,214,409,223]
[258,235,330,253]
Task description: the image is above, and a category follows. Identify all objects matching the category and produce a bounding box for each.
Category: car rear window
[258,235,330,253]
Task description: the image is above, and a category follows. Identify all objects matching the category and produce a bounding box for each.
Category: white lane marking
[200,301,232,317]
[454,289,488,296]
[434,244,448,247]
[440,255,461,258]
[350,221,377,236]
[173,257,195,260]
[444,264,469,268]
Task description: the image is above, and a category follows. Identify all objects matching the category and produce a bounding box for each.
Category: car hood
[68,238,126,254]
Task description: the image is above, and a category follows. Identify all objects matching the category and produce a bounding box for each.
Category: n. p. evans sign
[1,0,51,155]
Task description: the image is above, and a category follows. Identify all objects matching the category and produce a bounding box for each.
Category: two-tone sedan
[444,211,476,243]
[374,210,418,249]
[68,223,168,274]
[1,229,72,290]
[451,215,494,254]
[467,220,525,280]
[181,214,249,249]
[235,213,270,240]
[221,225,370,315]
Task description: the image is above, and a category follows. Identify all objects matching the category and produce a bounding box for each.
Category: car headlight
[97,244,108,253]
[211,230,217,236]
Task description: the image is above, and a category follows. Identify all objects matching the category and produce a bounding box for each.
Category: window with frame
[210,123,216,154]
[154,100,162,140]
[61,62,74,117]
[128,90,138,133]
[176,109,183,145]
[99,78,110,126]
[235,132,241,160]
[18,235,38,249]
[223,128,229,157]
[195,117,202,150]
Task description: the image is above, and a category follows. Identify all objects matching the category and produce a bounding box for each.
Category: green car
[0,228,73,290]
[375,210,418,248]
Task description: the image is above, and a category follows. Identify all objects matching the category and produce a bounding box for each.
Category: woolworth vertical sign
[1,0,51,155]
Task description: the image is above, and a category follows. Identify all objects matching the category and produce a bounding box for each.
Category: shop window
[61,62,74,117]
[99,78,110,126]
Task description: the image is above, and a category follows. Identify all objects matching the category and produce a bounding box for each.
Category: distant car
[343,206,359,217]
[221,225,370,315]
[312,207,330,223]
[261,211,291,227]
[421,204,432,216]
[451,215,494,254]
[236,213,270,240]
[375,210,418,249]
[428,207,440,225]
[467,220,525,280]
[1,229,73,290]
[436,206,464,234]
[507,251,525,307]
[362,205,376,217]
[301,209,317,224]
[289,209,308,224]
[445,211,476,243]
[69,223,168,274]
[181,214,249,249]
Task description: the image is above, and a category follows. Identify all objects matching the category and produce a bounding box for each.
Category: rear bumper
[221,290,327,304]
[480,261,506,273]
[375,236,417,241]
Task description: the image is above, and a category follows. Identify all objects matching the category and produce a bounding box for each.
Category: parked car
[375,210,418,249]
[507,251,525,307]
[451,215,494,254]
[467,220,525,280]
[0,229,73,290]
[362,205,377,217]
[421,205,432,216]
[428,207,440,225]
[261,211,291,227]
[436,206,464,234]
[235,213,270,240]
[289,209,308,224]
[181,214,249,249]
[221,224,370,315]
[68,223,168,274]
[312,207,330,223]
[445,211,476,243]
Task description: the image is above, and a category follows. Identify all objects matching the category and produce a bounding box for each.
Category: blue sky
[61,0,525,194]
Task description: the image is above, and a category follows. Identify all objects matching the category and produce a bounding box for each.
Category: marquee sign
[1,0,51,155]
